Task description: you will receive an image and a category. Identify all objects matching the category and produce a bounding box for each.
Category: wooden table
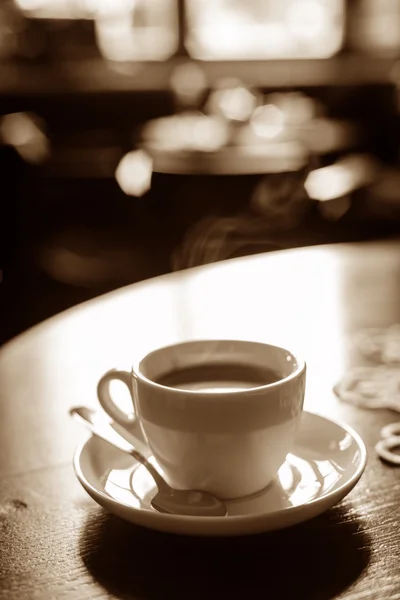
[1,239,400,600]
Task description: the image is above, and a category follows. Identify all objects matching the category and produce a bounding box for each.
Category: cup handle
[97,369,135,427]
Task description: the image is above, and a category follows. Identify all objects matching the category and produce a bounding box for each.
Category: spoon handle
[128,449,169,493]
[70,407,170,493]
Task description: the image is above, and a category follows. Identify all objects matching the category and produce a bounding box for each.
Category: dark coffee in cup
[155,363,282,392]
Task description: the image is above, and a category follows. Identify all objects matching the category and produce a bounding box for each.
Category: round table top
[1,238,399,599]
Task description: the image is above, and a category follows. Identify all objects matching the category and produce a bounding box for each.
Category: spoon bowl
[70,406,228,518]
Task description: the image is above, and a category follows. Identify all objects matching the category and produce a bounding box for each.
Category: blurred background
[2,0,400,345]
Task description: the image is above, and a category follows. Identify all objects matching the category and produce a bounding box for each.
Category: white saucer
[73,411,367,537]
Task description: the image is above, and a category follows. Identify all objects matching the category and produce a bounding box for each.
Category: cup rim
[131,339,306,396]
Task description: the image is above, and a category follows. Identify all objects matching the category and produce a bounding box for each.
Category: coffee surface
[155,363,282,392]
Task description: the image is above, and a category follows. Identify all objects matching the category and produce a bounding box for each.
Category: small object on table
[352,324,400,364]
[335,324,400,466]
[333,365,400,412]
[375,422,400,466]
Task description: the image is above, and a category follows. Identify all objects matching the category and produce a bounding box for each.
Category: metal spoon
[70,406,227,518]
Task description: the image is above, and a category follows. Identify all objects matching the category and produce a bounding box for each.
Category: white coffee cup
[97,339,306,499]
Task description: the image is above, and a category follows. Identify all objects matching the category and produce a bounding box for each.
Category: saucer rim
[73,410,367,527]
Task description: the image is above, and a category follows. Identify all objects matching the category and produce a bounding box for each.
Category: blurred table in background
[2,0,400,345]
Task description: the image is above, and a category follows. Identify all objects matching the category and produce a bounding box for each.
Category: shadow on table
[79,505,371,600]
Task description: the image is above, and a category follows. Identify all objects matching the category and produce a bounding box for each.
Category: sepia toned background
[2,0,400,345]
